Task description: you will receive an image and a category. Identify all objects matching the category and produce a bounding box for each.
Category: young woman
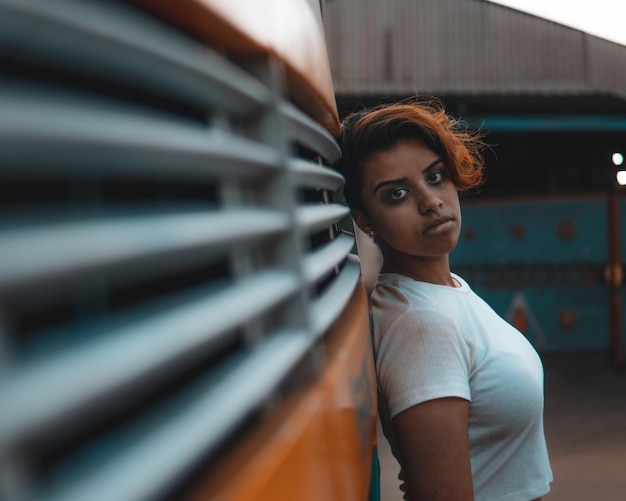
[339,101,552,501]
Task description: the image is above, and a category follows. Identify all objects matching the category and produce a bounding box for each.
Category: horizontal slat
[0,209,289,294]
[288,158,345,192]
[0,270,300,451]
[0,85,280,181]
[38,329,310,501]
[0,0,269,115]
[311,255,361,337]
[280,102,341,164]
[295,204,350,233]
[303,234,355,285]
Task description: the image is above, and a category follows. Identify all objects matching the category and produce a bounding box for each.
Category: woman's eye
[388,188,408,201]
[428,171,444,184]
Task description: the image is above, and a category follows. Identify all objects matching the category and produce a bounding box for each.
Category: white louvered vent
[0,1,359,500]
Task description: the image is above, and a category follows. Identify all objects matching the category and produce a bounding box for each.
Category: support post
[607,190,624,368]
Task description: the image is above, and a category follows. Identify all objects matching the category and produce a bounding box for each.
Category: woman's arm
[393,396,473,501]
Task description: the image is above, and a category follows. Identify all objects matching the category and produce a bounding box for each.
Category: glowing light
[612,153,624,166]
[616,171,626,186]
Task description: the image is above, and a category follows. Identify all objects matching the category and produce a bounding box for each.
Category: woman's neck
[380,257,456,287]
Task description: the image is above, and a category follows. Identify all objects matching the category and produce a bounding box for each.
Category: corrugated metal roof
[324,0,626,96]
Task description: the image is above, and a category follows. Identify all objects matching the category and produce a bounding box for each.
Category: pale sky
[488,0,626,46]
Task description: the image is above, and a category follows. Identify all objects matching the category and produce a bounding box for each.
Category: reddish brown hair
[339,100,485,211]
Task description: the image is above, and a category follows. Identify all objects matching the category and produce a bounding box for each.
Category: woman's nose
[417,187,443,214]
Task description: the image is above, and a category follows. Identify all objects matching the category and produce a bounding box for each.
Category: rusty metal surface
[134,0,341,136]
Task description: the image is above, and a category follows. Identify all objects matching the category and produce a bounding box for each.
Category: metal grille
[0,1,358,500]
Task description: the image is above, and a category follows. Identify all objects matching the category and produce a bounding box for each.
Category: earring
[367,230,377,239]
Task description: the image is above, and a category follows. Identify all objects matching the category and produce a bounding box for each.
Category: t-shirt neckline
[376,272,470,292]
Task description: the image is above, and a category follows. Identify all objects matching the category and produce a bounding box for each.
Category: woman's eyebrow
[423,158,444,173]
[372,158,444,195]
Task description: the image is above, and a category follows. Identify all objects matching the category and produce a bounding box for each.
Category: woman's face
[354,138,461,262]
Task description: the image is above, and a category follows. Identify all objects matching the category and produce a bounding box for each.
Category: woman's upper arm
[393,396,474,501]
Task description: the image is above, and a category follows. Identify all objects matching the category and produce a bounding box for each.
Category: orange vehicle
[0,0,377,500]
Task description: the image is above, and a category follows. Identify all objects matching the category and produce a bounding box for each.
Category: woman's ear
[351,209,375,235]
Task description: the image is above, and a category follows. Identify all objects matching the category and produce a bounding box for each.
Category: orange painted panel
[131,0,340,137]
[185,283,376,501]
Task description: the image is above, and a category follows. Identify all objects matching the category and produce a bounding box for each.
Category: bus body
[0,1,377,499]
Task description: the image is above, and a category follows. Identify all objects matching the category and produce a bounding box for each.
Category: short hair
[339,100,485,212]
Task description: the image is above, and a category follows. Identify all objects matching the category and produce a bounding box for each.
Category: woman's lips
[423,216,454,234]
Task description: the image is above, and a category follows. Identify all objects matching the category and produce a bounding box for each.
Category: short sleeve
[376,307,472,418]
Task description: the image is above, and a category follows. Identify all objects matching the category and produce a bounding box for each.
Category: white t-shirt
[371,273,552,501]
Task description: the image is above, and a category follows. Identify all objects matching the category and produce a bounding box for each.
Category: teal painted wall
[451,197,610,353]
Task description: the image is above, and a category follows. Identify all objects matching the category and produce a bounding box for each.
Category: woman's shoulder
[371,274,427,318]
[371,274,461,332]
